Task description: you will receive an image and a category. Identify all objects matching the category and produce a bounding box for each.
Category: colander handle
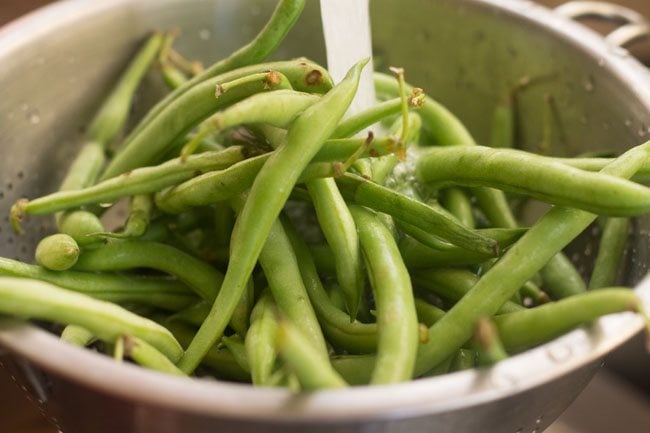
[555,1,650,47]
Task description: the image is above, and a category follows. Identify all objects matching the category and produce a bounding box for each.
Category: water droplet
[546,343,573,362]
[532,429,539,433]
[20,103,29,112]
[638,125,648,137]
[198,29,211,40]
[584,76,594,92]
[624,119,633,127]
[536,415,544,424]
[515,429,523,433]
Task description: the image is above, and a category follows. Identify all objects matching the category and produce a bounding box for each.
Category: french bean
[0,277,183,361]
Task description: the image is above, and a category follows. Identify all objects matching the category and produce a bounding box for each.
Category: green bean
[337,173,498,256]
[330,354,375,386]
[327,283,348,312]
[124,335,185,376]
[126,0,307,141]
[0,277,182,361]
[413,268,524,314]
[167,301,209,327]
[256,216,329,358]
[371,112,422,185]
[471,187,519,228]
[350,205,418,384]
[114,335,125,362]
[374,72,475,146]
[73,240,223,303]
[306,178,364,319]
[158,32,190,90]
[230,277,255,337]
[214,205,235,249]
[182,90,319,158]
[539,252,586,299]
[57,211,106,246]
[416,145,650,216]
[276,319,347,390]
[88,33,164,144]
[154,137,397,214]
[398,235,500,269]
[414,298,446,327]
[221,335,251,373]
[495,289,644,352]
[96,195,153,239]
[398,223,526,255]
[422,355,454,377]
[103,58,332,179]
[547,156,650,183]
[331,97,413,139]
[164,320,250,382]
[60,325,95,347]
[413,140,650,375]
[589,218,630,289]
[519,280,550,305]
[14,146,244,220]
[35,234,79,271]
[489,94,515,149]
[178,60,366,373]
[0,257,196,311]
[450,348,476,372]
[284,220,377,353]
[473,318,508,366]
[246,294,279,386]
[440,188,475,228]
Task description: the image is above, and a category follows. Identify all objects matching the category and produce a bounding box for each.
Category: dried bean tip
[215,84,225,98]
[408,88,425,108]
[264,70,282,89]
[305,69,323,87]
[10,198,28,235]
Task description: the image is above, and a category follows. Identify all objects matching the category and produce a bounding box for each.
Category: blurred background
[0,0,649,432]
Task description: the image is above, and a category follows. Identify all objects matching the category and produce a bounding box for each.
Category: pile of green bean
[2,0,650,389]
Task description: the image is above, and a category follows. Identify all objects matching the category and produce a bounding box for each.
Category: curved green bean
[589,218,629,289]
[350,205,418,384]
[245,294,279,386]
[495,288,644,351]
[276,320,347,390]
[124,335,185,376]
[416,145,650,216]
[0,257,196,311]
[0,277,182,361]
[73,240,223,303]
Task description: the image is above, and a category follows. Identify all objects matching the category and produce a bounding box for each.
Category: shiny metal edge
[0,0,649,422]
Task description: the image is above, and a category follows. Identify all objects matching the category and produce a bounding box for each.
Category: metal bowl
[1,0,650,432]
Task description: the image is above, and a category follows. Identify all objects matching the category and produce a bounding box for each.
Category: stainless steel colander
[1,1,650,432]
